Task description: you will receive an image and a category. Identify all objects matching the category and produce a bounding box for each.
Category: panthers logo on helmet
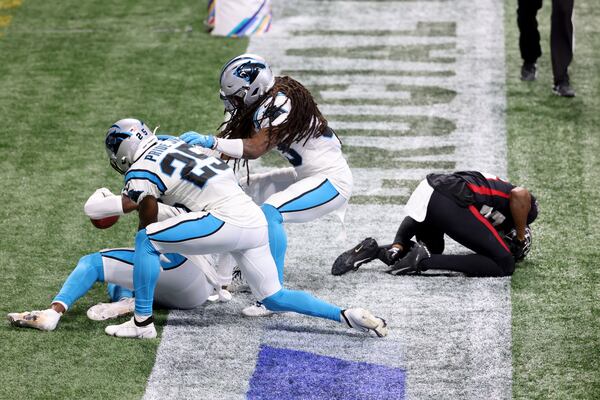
[234,61,266,84]
[105,118,155,175]
[105,129,131,156]
[221,54,275,107]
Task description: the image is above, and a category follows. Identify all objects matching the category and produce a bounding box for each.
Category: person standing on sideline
[517,0,575,97]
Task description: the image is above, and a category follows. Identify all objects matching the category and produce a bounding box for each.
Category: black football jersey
[427,171,515,231]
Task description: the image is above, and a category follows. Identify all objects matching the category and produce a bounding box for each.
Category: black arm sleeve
[393,216,421,246]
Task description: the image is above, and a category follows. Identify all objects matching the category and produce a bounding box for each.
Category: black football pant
[550,0,574,84]
[402,192,515,277]
[517,0,543,64]
[517,0,574,84]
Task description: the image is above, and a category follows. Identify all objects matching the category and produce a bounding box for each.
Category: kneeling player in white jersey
[7,249,216,334]
[103,118,385,339]
[181,54,353,315]
[7,190,224,333]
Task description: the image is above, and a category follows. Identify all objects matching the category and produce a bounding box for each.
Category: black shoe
[520,63,537,81]
[332,237,380,276]
[386,242,431,276]
[377,246,400,266]
[376,241,413,266]
[552,82,575,97]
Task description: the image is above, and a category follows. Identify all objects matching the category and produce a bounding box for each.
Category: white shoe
[7,309,61,331]
[87,297,135,321]
[341,308,388,337]
[226,267,250,293]
[207,288,233,303]
[242,301,275,317]
[105,316,157,339]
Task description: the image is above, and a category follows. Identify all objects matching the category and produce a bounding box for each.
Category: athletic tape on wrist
[214,138,244,159]
[84,194,124,219]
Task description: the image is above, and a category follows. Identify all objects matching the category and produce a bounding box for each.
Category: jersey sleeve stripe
[467,183,510,199]
[125,169,167,193]
[148,214,225,243]
[159,253,188,270]
[277,179,341,213]
[101,249,187,269]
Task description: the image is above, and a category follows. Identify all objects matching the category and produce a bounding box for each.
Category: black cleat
[552,82,575,97]
[332,237,380,276]
[386,242,431,276]
[520,62,537,81]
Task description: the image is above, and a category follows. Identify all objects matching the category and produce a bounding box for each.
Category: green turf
[287,43,456,63]
[309,84,456,106]
[1,0,599,398]
[0,1,246,399]
[327,115,456,137]
[505,0,600,398]
[291,21,457,37]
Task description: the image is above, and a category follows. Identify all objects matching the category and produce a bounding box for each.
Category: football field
[0,0,598,399]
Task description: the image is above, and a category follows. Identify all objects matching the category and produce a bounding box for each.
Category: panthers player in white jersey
[102,118,386,339]
[7,248,217,332]
[181,54,353,315]
[7,190,227,333]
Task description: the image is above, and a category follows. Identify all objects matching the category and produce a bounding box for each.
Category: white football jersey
[253,92,352,198]
[123,138,265,228]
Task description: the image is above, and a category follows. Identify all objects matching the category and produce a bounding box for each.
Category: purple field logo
[247,345,406,399]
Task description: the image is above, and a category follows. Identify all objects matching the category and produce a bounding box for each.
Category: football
[90,215,120,229]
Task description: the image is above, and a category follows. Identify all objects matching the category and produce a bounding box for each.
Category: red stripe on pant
[468,205,511,253]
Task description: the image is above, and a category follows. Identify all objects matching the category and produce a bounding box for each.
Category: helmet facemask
[105,131,132,174]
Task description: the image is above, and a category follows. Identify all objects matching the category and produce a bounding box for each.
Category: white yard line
[145,1,509,399]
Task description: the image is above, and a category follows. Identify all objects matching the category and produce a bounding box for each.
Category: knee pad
[261,204,283,224]
[78,252,104,282]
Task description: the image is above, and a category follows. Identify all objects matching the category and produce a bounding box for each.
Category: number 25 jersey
[123,137,266,228]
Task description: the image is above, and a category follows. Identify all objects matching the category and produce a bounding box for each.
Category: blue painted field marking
[247,345,406,400]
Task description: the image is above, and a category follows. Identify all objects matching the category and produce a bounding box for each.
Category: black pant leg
[551,0,574,84]
[517,0,544,63]
[422,254,506,277]
[415,224,445,254]
[420,192,515,276]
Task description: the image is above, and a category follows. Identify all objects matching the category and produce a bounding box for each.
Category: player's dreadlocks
[218,76,328,150]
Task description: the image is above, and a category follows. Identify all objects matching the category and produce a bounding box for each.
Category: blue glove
[156,134,176,141]
[180,131,215,148]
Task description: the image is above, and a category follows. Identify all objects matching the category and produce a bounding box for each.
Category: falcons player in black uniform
[333,171,539,277]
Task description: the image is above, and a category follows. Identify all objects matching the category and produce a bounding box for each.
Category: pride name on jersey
[123,138,265,228]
